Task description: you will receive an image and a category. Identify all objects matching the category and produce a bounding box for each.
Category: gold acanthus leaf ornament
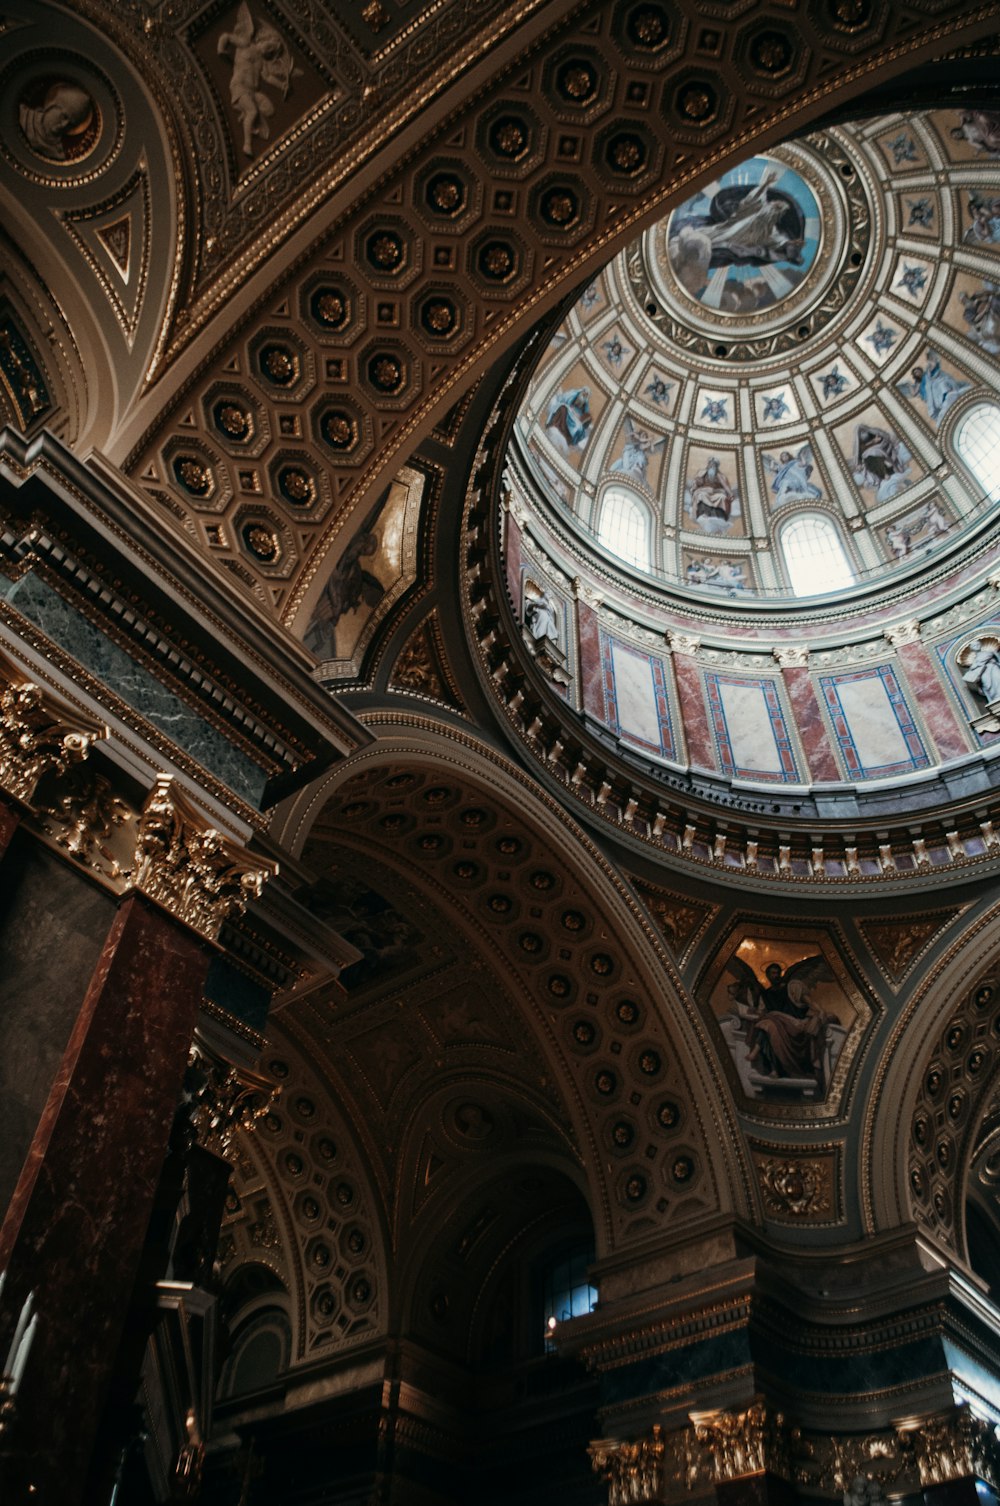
[130,776,276,940]
[0,655,107,804]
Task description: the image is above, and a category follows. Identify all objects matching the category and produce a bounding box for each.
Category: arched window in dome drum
[598,487,649,570]
[953,401,1000,507]
[780,514,855,597]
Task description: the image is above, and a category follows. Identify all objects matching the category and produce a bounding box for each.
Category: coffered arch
[271,723,756,1254]
[865,896,1000,1255]
[110,3,1000,631]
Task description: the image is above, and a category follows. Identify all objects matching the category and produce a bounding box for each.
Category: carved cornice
[0,656,276,940]
[591,1404,1000,1504]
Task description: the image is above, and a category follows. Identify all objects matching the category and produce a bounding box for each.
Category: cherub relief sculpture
[218,3,301,158]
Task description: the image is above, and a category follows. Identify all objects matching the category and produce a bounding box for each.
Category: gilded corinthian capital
[0,651,107,804]
[131,776,277,941]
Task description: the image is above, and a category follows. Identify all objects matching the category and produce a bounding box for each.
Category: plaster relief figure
[18,80,95,162]
[960,637,1000,706]
[218,3,302,158]
[522,579,570,686]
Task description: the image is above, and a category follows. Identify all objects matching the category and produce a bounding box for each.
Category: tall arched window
[781,514,855,597]
[541,1245,598,1351]
[598,487,649,570]
[954,401,1000,505]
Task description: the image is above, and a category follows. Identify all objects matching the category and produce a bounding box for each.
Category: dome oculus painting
[664,156,822,315]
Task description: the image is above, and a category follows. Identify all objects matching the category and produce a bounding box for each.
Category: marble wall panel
[706,674,799,783]
[6,572,268,803]
[820,665,931,778]
[601,633,674,759]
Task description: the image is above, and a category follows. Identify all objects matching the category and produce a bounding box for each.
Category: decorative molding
[186,1028,279,1162]
[0,648,107,804]
[130,776,276,941]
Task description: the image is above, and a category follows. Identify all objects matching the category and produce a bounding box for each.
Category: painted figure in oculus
[544,387,592,456]
[959,283,1000,354]
[669,165,806,300]
[611,417,665,485]
[726,955,838,1089]
[961,638,1000,705]
[218,3,302,157]
[897,349,969,425]
[19,81,95,161]
[950,109,1000,156]
[763,444,822,505]
[685,457,741,535]
[851,424,911,502]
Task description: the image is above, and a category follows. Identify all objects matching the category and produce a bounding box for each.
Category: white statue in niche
[960,636,1000,706]
[522,579,570,686]
[218,3,301,158]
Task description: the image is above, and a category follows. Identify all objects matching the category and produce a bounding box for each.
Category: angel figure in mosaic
[725,955,838,1089]
[218,3,301,157]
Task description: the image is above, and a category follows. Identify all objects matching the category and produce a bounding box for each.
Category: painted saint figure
[959,284,1000,355]
[763,444,822,506]
[685,456,740,535]
[669,165,806,300]
[851,424,911,502]
[610,416,665,486]
[726,955,836,1086]
[544,386,592,457]
[218,2,301,157]
[897,349,969,425]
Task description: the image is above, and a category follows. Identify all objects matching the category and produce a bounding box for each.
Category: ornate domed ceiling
[514,106,1000,606]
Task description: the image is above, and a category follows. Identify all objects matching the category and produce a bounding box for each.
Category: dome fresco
[514,106,1000,605]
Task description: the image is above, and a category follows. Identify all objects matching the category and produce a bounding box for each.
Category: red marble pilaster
[896,639,970,762]
[0,793,20,859]
[672,651,715,771]
[780,665,841,782]
[578,598,603,720]
[0,892,211,1505]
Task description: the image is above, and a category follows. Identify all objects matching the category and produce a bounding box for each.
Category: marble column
[0,891,212,1505]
